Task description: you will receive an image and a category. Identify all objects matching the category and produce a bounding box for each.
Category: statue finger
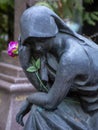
[16,113,20,123]
[16,113,24,126]
[18,114,24,126]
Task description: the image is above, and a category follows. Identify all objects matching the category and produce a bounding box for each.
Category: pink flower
[7,41,18,57]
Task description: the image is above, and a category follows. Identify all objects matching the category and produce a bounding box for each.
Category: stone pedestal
[0,51,36,130]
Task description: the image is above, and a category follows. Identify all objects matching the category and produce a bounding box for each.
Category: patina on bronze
[16,5,98,130]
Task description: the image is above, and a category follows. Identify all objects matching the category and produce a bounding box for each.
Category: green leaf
[26,57,48,92]
[35,58,40,70]
[35,1,53,10]
[15,50,18,54]
[83,12,96,25]
[83,0,94,4]
[88,19,95,26]
[90,12,98,21]
[94,12,98,15]
[13,50,18,55]
[26,66,37,72]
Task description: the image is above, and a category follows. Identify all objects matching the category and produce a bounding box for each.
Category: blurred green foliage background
[0,0,14,53]
[36,0,98,25]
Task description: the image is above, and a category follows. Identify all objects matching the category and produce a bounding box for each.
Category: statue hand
[16,100,32,126]
[16,111,25,126]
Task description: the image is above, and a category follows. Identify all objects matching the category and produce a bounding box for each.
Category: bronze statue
[16,5,98,130]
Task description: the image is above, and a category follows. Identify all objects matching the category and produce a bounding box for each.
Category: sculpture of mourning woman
[16,5,98,130]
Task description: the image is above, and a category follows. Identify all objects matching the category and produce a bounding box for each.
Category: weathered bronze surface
[16,5,98,130]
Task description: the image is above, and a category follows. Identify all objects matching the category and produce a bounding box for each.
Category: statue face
[23,37,53,56]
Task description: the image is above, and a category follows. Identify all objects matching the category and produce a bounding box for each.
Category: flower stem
[35,71,48,92]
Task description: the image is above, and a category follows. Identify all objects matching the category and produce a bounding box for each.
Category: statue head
[20,5,98,55]
[20,5,77,44]
[20,6,58,43]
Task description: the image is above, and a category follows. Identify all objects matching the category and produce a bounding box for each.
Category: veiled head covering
[20,5,75,42]
[20,5,98,49]
[20,6,58,42]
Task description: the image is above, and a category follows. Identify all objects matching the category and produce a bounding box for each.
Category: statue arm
[19,43,40,89]
[40,56,48,83]
[16,100,32,126]
[26,53,78,110]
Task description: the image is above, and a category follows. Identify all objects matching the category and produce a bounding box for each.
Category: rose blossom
[7,41,18,57]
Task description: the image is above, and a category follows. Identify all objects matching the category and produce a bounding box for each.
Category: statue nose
[35,46,42,51]
[35,46,43,54]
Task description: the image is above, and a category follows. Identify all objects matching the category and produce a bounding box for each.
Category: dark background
[83,0,98,43]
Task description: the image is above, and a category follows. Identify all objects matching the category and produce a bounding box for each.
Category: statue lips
[33,47,47,56]
[33,50,45,57]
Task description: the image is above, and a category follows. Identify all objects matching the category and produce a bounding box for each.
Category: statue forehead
[20,6,58,42]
